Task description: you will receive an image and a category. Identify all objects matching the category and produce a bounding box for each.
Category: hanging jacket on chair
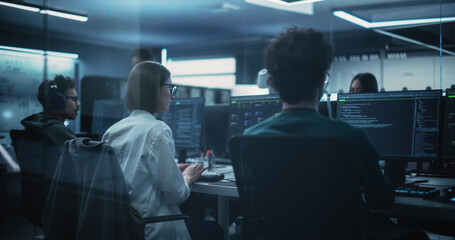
[43,138,145,240]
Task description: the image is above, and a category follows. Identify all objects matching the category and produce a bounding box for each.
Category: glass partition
[1,0,453,139]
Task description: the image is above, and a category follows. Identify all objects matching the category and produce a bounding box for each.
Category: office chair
[42,138,191,240]
[9,129,61,231]
[229,135,362,240]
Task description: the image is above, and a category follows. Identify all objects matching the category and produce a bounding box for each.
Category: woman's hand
[182,163,208,186]
[178,163,190,172]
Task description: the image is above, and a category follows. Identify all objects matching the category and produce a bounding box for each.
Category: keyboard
[394,185,440,197]
[197,171,225,182]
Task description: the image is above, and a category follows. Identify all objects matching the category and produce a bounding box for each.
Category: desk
[192,169,455,239]
[191,165,237,240]
[375,176,455,221]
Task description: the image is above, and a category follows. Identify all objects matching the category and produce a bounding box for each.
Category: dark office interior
[1,0,455,239]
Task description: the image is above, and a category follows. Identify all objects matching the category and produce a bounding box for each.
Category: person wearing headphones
[21,74,81,153]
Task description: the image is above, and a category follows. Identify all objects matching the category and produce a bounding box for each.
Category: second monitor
[157,97,205,161]
[227,94,283,141]
[337,90,442,160]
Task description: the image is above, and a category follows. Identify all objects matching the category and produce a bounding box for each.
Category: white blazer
[103,110,191,240]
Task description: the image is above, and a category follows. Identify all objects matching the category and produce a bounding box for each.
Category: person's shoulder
[154,120,172,133]
[325,118,365,134]
[244,113,280,135]
[46,122,75,136]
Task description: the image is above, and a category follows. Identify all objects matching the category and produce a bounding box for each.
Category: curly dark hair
[263,27,333,104]
[38,75,76,110]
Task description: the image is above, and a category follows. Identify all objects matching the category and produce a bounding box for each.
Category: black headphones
[48,80,66,111]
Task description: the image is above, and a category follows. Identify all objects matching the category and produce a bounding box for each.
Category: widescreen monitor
[442,89,455,161]
[157,97,205,150]
[337,90,442,161]
[91,99,128,137]
[227,94,282,141]
[318,100,337,119]
[204,104,230,158]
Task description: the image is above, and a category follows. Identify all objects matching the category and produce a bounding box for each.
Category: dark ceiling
[0,0,454,54]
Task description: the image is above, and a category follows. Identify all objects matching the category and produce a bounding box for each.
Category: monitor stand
[384,160,407,186]
[178,149,187,164]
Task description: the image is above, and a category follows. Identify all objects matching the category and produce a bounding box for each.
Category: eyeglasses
[65,96,79,103]
[162,83,178,96]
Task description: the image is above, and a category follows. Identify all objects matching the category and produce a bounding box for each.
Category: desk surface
[376,176,455,221]
[192,165,238,198]
[192,166,455,221]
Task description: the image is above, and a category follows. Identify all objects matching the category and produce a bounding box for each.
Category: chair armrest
[143,214,192,223]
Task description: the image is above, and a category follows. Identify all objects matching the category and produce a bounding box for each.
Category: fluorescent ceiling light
[40,9,88,22]
[0,1,39,12]
[46,50,79,59]
[373,29,455,56]
[333,11,455,28]
[268,0,323,6]
[0,0,87,22]
[0,45,79,59]
[246,0,314,15]
[161,48,167,66]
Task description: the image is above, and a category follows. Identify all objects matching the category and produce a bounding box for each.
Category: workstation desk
[191,165,455,239]
[191,165,237,240]
[375,176,455,221]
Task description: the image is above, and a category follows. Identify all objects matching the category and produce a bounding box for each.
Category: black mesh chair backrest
[229,135,362,240]
[9,129,60,227]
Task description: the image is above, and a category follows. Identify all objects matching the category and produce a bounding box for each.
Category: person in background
[21,74,80,153]
[131,47,154,66]
[349,73,378,93]
[102,61,222,240]
[244,27,428,239]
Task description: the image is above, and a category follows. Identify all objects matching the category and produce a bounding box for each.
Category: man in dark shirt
[21,75,80,153]
[243,27,407,238]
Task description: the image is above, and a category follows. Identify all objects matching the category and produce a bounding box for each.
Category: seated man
[21,74,81,153]
[243,27,420,238]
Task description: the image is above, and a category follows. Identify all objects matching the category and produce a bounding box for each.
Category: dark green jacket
[244,108,395,210]
[21,112,76,154]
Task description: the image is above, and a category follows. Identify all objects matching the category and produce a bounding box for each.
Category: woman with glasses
[102,61,217,239]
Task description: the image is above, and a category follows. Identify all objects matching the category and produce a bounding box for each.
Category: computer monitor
[442,89,455,161]
[337,90,442,161]
[227,94,283,141]
[318,100,337,119]
[204,104,230,159]
[157,97,205,162]
[91,99,128,137]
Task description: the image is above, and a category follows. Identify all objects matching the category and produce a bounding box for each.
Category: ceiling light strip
[333,11,455,29]
[373,29,455,56]
[161,48,168,66]
[0,0,87,22]
[0,1,39,12]
[333,11,370,28]
[268,0,323,6]
[40,9,88,22]
[0,45,79,59]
